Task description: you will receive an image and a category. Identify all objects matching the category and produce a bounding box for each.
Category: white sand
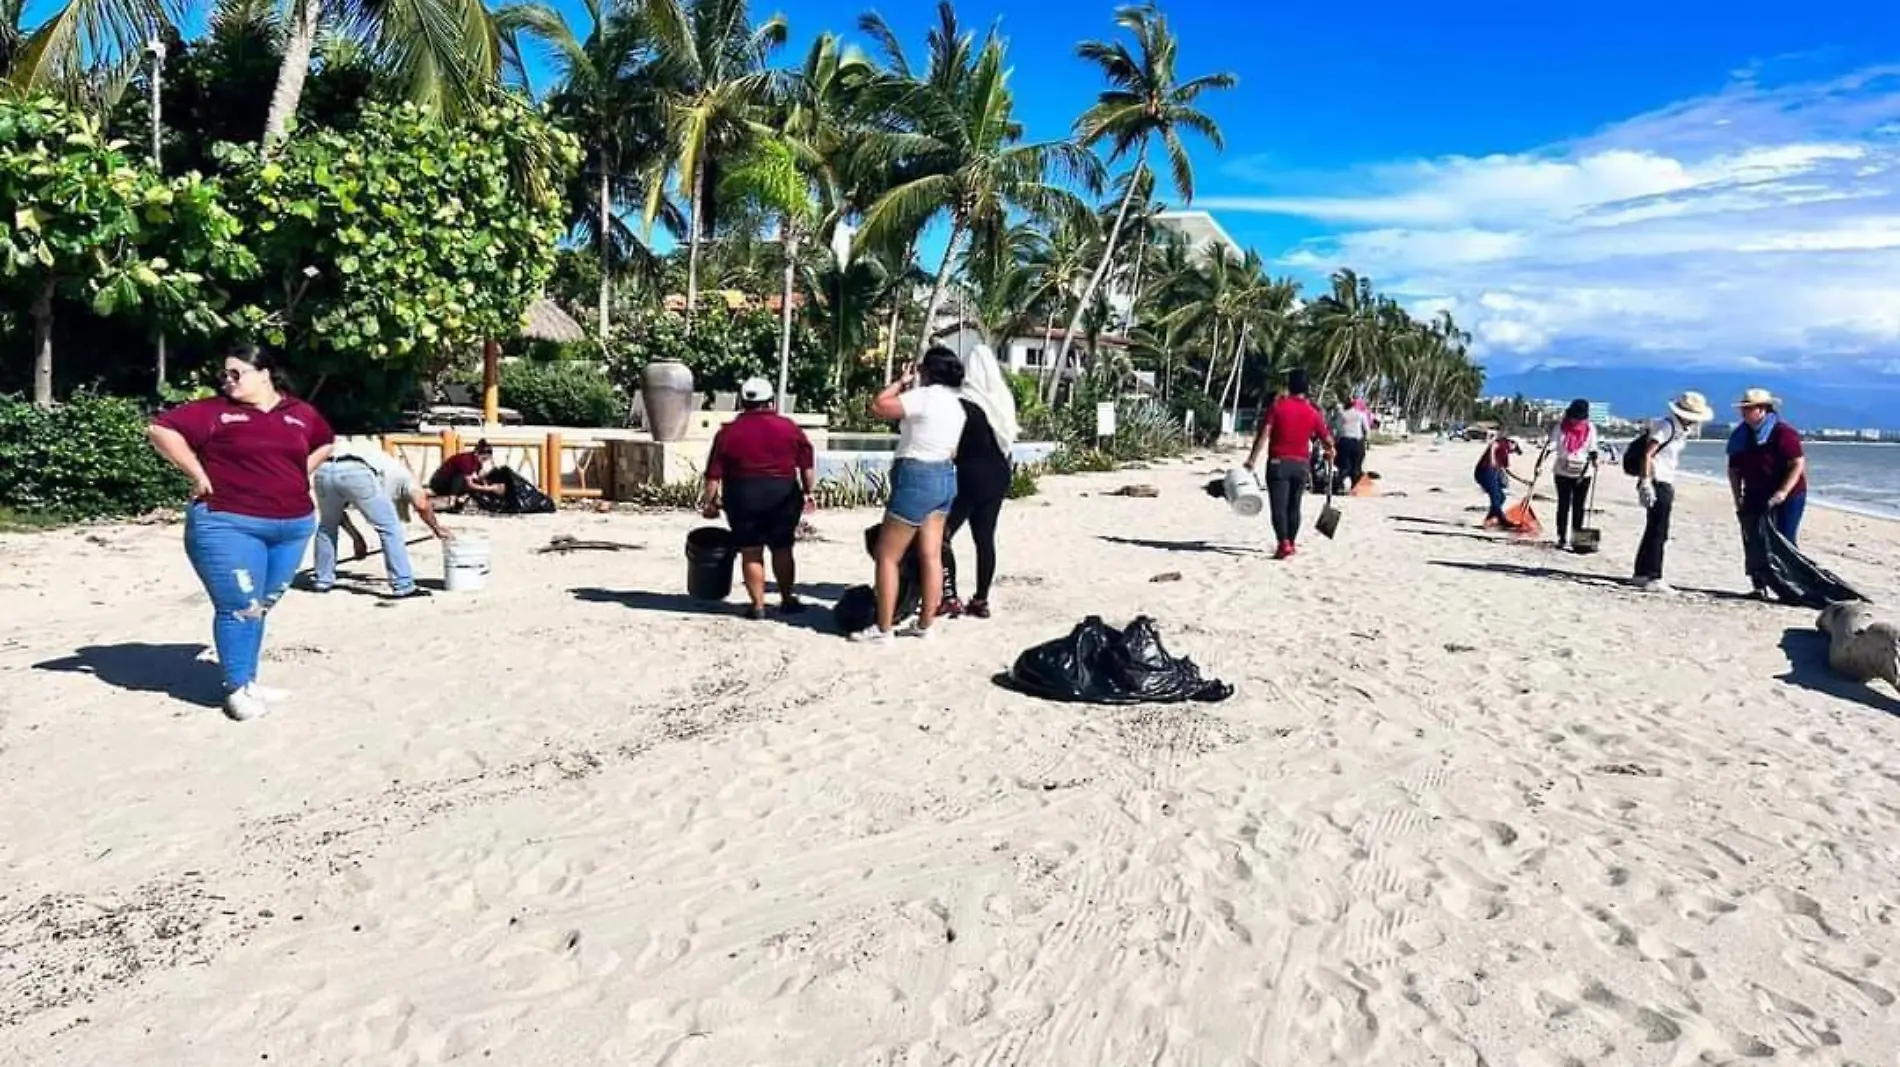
[4,439,1900,1066]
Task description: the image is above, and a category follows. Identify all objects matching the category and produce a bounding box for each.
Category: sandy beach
[4,438,1899,1066]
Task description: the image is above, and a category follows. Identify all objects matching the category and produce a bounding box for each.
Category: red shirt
[1262,397,1332,461]
[154,396,334,519]
[706,411,814,481]
[1727,421,1807,507]
[1490,438,1512,469]
[437,452,486,482]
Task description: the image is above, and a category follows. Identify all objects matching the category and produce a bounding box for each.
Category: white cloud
[1202,65,1900,373]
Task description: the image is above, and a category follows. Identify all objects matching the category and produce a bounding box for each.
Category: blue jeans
[1476,467,1507,521]
[1774,491,1807,545]
[184,504,315,691]
[887,459,957,526]
[314,459,416,593]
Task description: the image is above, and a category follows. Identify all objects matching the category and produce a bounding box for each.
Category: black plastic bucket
[685,526,737,601]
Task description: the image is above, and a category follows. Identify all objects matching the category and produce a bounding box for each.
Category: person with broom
[1475,433,1530,529]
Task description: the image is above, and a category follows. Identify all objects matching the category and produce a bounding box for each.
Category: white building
[931,321,1148,392]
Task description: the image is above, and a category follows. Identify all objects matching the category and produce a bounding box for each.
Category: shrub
[501,360,622,427]
[1006,463,1040,499]
[0,393,188,520]
[1046,445,1119,474]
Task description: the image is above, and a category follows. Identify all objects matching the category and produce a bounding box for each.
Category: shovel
[1570,455,1603,554]
[1315,482,1342,539]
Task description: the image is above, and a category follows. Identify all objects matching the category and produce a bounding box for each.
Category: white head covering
[959,344,1019,457]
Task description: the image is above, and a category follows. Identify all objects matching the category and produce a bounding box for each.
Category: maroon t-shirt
[1490,438,1513,469]
[153,396,334,519]
[705,411,815,481]
[1263,397,1332,461]
[439,452,485,481]
[1728,421,1807,508]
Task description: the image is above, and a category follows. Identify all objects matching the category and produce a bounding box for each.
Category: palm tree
[498,0,669,344]
[855,1,1097,358]
[3,0,167,95]
[641,0,786,320]
[1307,268,1383,400]
[259,0,504,155]
[1052,2,1234,382]
[959,220,1050,352]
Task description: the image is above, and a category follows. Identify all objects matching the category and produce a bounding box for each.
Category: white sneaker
[849,627,893,645]
[899,623,938,641]
[1643,580,1676,595]
[223,685,271,722]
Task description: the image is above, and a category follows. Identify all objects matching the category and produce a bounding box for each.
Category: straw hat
[1668,391,1714,423]
[1734,387,1779,409]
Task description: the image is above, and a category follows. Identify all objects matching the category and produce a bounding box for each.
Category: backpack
[1622,421,1673,477]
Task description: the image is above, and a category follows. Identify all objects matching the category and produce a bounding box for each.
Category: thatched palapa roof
[522,296,585,343]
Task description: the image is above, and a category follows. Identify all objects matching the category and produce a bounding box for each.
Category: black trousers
[1554,473,1591,541]
[1335,438,1366,490]
[944,491,1003,601]
[1266,458,1308,544]
[1633,481,1674,581]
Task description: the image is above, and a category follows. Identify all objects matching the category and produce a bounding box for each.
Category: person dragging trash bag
[1727,388,1808,600]
[1243,368,1334,560]
[1630,391,1713,593]
[312,444,451,599]
[700,378,817,621]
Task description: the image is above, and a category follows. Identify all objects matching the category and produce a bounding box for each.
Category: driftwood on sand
[1817,601,1900,693]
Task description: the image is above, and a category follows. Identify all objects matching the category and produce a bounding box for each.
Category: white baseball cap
[740,377,774,403]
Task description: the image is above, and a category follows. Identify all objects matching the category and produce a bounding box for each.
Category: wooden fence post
[544,433,563,505]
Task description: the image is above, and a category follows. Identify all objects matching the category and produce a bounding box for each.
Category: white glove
[1637,480,1657,509]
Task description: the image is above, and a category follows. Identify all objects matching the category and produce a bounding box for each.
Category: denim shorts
[886,459,957,527]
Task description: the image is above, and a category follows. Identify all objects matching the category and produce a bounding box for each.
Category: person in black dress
[942,344,1019,618]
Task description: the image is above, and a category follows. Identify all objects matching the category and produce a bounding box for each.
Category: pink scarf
[1560,417,1590,455]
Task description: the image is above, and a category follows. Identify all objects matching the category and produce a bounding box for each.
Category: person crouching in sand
[312,443,452,599]
[699,377,817,620]
[1475,434,1525,529]
[429,439,501,511]
[1243,368,1334,559]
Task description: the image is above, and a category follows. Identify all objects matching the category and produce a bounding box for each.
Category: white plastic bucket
[443,532,491,592]
[1223,468,1265,518]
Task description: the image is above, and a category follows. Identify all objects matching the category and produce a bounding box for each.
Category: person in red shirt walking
[147,343,335,721]
[1243,369,1335,559]
[700,378,818,620]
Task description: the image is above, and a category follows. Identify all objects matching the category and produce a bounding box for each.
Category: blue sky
[517,0,1899,385]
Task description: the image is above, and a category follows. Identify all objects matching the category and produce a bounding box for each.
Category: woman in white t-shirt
[1545,398,1600,550]
[1633,390,1713,591]
[853,347,968,643]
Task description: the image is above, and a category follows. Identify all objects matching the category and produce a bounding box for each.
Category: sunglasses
[222,366,256,382]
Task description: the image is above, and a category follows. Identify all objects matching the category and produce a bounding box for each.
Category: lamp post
[146,37,167,391]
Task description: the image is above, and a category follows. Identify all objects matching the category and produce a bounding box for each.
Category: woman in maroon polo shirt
[700,378,817,620]
[148,343,334,722]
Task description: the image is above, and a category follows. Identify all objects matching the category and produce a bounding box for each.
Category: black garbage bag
[1000,615,1234,704]
[474,466,557,515]
[1746,512,1869,608]
[831,524,956,633]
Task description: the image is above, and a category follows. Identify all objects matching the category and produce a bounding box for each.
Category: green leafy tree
[220,97,579,390]
[0,93,255,406]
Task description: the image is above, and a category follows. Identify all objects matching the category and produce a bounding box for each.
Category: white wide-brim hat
[1669,390,1714,423]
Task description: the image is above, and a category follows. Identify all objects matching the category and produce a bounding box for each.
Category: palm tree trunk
[31,282,55,409]
[596,166,613,344]
[1201,318,1223,394]
[882,290,902,381]
[685,158,708,324]
[261,0,322,156]
[1053,152,1145,377]
[915,220,964,359]
[1218,321,1250,414]
[777,224,798,407]
[1123,221,1145,335]
[1039,301,1067,404]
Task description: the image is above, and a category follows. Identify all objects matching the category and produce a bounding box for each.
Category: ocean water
[1672,440,1900,520]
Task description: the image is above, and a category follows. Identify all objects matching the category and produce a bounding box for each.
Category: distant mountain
[1482,365,1900,432]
